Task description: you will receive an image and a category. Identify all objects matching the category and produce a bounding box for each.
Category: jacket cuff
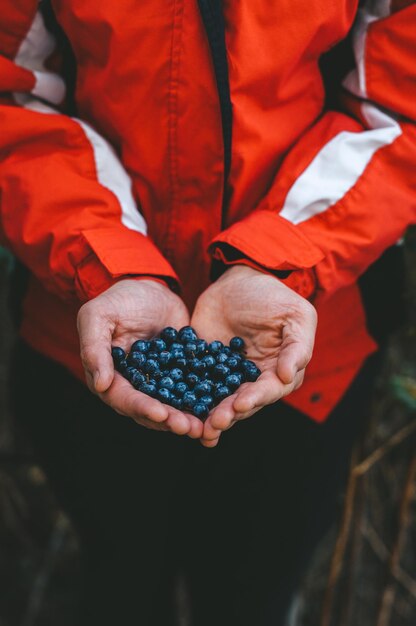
[209,210,324,299]
[74,227,179,301]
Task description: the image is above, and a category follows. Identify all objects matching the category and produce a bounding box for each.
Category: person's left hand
[191,265,317,447]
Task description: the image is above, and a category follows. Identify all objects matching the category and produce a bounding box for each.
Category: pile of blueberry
[111,326,261,420]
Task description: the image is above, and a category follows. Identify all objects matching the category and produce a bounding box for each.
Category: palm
[191,265,317,445]
[78,279,203,438]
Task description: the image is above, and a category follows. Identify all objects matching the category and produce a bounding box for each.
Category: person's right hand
[77,279,204,439]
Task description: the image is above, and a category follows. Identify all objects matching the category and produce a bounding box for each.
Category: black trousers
[10,341,380,626]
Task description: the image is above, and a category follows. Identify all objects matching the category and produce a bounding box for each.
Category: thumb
[77,304,115,393]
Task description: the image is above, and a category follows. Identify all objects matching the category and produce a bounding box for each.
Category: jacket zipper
[196,0,232,227]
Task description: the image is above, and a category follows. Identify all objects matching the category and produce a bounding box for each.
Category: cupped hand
[191,265,317,447]
[77,279,203,439]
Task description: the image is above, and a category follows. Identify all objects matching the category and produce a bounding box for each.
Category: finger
[276,313,316,385]
[100,373,169,424]
[165,406,205,437]
[200,437,220,448]
[232,372,286,414]
[77,305,115,393]
[206,393,238,432]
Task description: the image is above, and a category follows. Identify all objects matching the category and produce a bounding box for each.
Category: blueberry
[199,395,214,409]
[189,358,206,375]
[170,368,184,383]
[127,351,147,369]
[225,356,240,371]
[158,350,172,367]
[160,327,178,344]
[153,369,164,381]
[216,352,228,364]
[245,367,261,382]
[183,391,197,410]
[111,346,126,364]
[170,342,184,352]
[170,397,183,410]
[186,373,199,388]
[193,402,209,420]
[175,357,187,370]
[223,346,232,356]
[138,382,157,397]
[159,376,174,391]
[125,366,145,387]
[131,340,150,353]
[117,358,128,373]
[132,372,147,388]
[174,382,188,396]
[178,326,198,343]
[230,336,245,352]
[147,351,159,361]
[241,360,261,382]
[195,339,208,356]
[184,342,197,356]
[202,354,216,369]
[157,388,172,403]
[225,374,241,392]
[194,380,213,397]
[213,364,230,380]
[150,338,166,352]
[144,359,159,375]
[208,340,223,355]
[171,348,185,361]
[213,385,230,401]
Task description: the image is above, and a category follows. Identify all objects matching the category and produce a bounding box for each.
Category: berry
[214,385,230,401]
[174,382,188,396]
[160,327,178,344]
[157,388,172,403]
[170,368,184,383]
[117,359,128,373]
[111,346,126,364]
[193,402,209,420]
[175,357,187,370]
[183,391,197,410]
[241,360,261,382]
[216,352,228,364]
[213,364,230,380]
[147,351,159,360]
[194,380,213,397]
[171,397,183,410]
[184,342,197,356]
[127,351,147,369]
[202,355,216,369]
[208,340,223,355]
[178,326,198,343]
[199,394,214,409]
[225,374,241,391]
[138,382,157,397]
[159,376,175,391]
[186,373,199,388]
[188,358,205,375]
[131,340,150,353]
[226,356,241,371]
[171,348,185,361]
[144,359,159,375]
[195,339,208,355]
[157,351,171,367]
[125,367,146,388]
[230,336,245,352]
[150,338,166,352]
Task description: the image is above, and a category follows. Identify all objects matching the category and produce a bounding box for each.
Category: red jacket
[1,0,415,421]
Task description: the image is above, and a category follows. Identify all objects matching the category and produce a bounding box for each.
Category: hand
[191,265,317,446]
[77,279,203,438]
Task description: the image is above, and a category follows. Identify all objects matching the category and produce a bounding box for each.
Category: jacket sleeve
[0,6,178,302]
[209,0,416,299]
